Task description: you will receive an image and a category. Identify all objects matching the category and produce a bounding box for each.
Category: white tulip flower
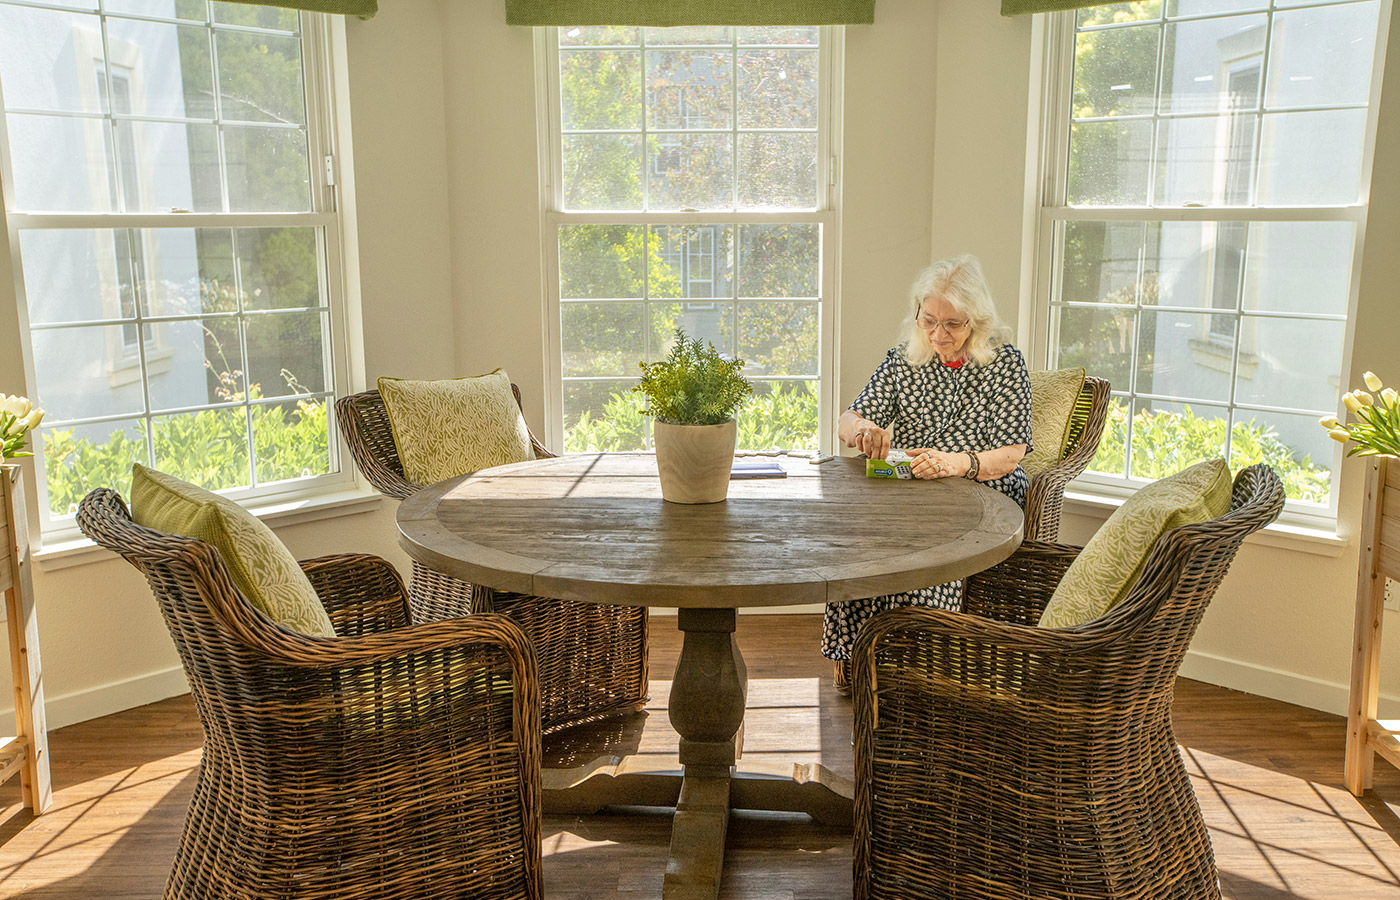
[1359,390,1376,407]
[1330,427,1353,443]
[1365,371,1384,391]
[20,408,44,432]
[1319,415,1341,429]
[0,394,31,418]
[1384,389,1399,408]
[1344,392,1364,413]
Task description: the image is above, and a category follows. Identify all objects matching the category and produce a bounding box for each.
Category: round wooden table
[398,452,1023,900]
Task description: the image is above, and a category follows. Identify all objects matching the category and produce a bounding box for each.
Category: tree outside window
[549,25,832,453]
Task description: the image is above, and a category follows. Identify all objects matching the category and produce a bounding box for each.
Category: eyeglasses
[916,316,969,334]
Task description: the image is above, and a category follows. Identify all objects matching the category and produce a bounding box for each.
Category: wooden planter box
[1347,455,1400,795]
[0,465,50,813]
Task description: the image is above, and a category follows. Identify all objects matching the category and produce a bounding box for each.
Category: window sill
[36,488,385,572]
[1061,489,1349,558]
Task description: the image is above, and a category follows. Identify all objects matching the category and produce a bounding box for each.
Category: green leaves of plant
[633,330,752,426]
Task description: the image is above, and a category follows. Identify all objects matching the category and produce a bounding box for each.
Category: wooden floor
[1,614,1398,899]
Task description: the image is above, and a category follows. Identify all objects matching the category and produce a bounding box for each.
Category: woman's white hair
[897,254,1010,367]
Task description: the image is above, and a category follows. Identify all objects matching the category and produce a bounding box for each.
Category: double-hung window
[539,25,840,453]
[0,0,351,538]
[1033,0,1389,521]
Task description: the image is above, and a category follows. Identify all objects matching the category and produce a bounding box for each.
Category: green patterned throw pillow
[1021,367,1087,479]
[130,464,336,638]
[1038,458,1233,628]
[378,369,535,485]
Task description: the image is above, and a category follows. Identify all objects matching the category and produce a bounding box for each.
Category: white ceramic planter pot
[653,419,737,504]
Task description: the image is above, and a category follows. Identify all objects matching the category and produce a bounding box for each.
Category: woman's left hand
[908,449,967,480]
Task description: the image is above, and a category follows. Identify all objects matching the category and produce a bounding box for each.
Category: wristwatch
[964,451,980,480]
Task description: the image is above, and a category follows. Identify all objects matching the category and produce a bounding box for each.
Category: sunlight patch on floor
[1185,745,1400,897]
[0,747,199,894]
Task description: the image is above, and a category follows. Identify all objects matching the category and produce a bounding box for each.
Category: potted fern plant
[634,330,752,503]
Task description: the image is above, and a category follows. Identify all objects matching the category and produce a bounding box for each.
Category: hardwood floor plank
[0,615,1396,899]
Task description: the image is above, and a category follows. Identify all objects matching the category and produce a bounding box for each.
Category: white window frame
[534,25,843,454]
[0,5,359,543]
[1026,2,1393,530]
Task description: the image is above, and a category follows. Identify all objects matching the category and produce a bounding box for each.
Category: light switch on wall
[1387,578,1399,612]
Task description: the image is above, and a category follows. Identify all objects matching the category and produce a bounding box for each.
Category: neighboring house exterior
[3,1,211,440]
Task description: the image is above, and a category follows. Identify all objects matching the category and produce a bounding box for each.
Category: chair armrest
[205,611,542,877]
[858,603,1117,664]
[299,554,412,636]
[962,540,1080,625]
[850,603,1131,724]
[211,605,540,750]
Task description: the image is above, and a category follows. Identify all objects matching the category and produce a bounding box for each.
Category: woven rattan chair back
[1024,374,1111,542]
[852,464,1284,900]
[334,386,649,734]
[336,383,552,500]
[76,488,542,900]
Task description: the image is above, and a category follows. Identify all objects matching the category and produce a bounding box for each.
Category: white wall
[439,0,551,435]
[344,0,456,383]
[838,2,941,406]
[927,3,1033,330]
[0,0,1396,728]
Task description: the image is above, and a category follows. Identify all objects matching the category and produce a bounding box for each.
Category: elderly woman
[824,254,1032,667]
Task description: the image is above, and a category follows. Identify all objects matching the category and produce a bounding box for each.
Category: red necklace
[942,357,965,369]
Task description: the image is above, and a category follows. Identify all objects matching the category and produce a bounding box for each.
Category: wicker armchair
[851,463,1284,900]
[76,488,541,900]
[335,386,649,734]
[1024,373,1111,542]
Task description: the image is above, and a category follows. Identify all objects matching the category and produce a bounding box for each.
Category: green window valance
[220,0,377,18]
[505,0,874,26]
[1000,1,1115,14]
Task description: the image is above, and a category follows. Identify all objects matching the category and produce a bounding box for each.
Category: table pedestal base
[542,607,854,900]
[543,759,855,825]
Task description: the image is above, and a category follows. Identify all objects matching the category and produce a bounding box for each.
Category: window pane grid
[555,218,822,448]
[553,25,828,454]
[3,8,311,216]
[1050,0,1379,509]
[558,28,819,213]
[3,108,307,128]
[0,0,302,33]
[1052,300,1345,321]
[28,309,330,330]
[1075,0,1371,31]
[1067,3,1378,210]
[1104,387,1330,417]
[1072,101,1370,124]
[0,2,338,525]
[43,388,333,424]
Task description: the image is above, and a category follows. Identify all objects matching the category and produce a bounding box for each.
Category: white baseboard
[7,666,191,732]
[1180,648,1398,719]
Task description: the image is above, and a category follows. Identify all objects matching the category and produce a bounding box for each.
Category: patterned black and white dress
[821,342,1034,660]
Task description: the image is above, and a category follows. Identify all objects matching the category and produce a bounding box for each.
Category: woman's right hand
[848,421,893,460]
